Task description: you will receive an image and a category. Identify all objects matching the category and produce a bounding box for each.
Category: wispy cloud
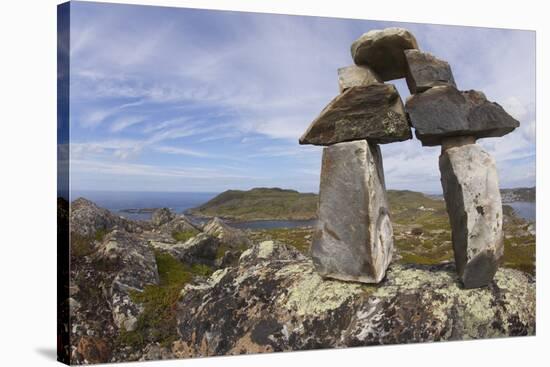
[153,145,213,158]
[67,2,535,193]
[110,115,146,132]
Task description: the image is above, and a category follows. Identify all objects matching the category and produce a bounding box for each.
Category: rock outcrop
[151,208,176,227]
[70,197,133,238]
[203,217,252,249]
[299,84,411,145]
[406,85,520,146]
[440,141,504,288]
[175,242,535,356]
[150,232,220,266]
[312,140,393,283]
[351,27,419,81]
[93,230,160,331]
[159,214,198,233]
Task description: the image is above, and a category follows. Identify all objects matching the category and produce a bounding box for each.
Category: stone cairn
[299,27,519,288]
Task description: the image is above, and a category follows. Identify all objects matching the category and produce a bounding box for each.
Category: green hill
[189,188,447,222]
[188,188,318,221]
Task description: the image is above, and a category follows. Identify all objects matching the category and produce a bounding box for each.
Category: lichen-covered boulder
[299,84,411,145]
[159,214,199,234]
[70,197,132,238]
[351,27,419,81]
[203,217,252,249]
[406,85,520,146]
[440,141,504,288]
[175,242,535,357]
[151,208,176,227]
[404,49,456,93]
[151,233,220,267]
[312,140,393,283]
[337,64,381,92]
[94,230,160,331]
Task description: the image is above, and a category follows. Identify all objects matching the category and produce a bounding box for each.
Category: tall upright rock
[312,140,393,283]
[439,139,504,288]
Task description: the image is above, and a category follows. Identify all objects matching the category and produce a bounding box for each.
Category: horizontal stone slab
[406,85,520,146]
[351,27,419,81]
[337,65,381,92]
[312,140,393,283]
[404,49,456,93]
[439,141,504,288]
[299,84,412,145]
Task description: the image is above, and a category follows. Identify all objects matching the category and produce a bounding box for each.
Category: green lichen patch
[284,264,363,317]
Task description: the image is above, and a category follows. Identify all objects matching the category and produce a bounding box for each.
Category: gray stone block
[351,27,419,81]
[404,49,456,93]
[406,85,520,146]
[439,140,504,288]
[299,84,411,146]
[312,140,393,283]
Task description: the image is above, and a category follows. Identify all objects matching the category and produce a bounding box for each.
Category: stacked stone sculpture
[300,27,519,288]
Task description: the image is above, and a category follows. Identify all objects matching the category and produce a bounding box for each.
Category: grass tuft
[117,250,213,349]
[171,229,199,243]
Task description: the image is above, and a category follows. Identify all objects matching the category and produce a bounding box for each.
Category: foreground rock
[175,242,535,356]
[150,232,220,267]
[204,217,252,249]
[151,208,175,227]
[351,27,419,81]
[404,49,456,93]
[299,84,411,145]
[70,228,160,363]
[160,214,198,234]
[406,85,520,146]
[70,198,135,238]
[440,141,504,288]
[93,230,160,331]
[312,140,393,283]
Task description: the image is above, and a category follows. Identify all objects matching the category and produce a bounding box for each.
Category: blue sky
[67,1,536,193]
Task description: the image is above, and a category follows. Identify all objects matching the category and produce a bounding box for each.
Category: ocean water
[71,191,218,221]
[506,201,536,222]
[230,219,317,229]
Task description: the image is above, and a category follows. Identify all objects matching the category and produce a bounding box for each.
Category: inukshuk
[299,28,416,283]
[404,49,520,288]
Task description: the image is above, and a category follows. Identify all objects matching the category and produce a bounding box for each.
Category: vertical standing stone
[312,140,393,283]
[439,138,504,288]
